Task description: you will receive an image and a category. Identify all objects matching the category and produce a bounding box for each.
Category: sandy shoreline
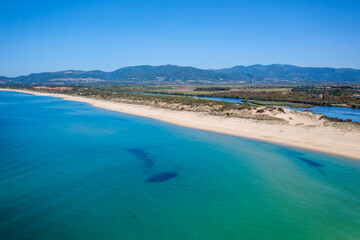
[1,88,360,160]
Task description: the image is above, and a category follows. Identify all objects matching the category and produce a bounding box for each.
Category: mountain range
[1,64,360,85]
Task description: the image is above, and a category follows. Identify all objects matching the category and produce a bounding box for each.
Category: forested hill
[216,64,360,84]
[1,64,360,85]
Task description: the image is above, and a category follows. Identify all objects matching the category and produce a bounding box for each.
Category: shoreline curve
[1,88,360,160]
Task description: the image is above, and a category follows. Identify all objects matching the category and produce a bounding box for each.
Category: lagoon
[1,91,360,240]
[130,92,360,122]
[287,106,360,122]
[130,91,246,103]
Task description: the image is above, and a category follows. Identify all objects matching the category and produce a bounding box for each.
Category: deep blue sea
[1,91,360,240]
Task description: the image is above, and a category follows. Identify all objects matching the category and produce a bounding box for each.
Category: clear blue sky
[1,0,359,76]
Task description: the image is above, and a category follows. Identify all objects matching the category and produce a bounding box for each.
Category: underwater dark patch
[280,147,304,157]
[298,157,325,167]
[127,148,155,168]
[146,172,178,183]
[281,148,326,175]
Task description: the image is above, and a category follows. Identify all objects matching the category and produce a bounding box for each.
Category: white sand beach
[2,88,360,160]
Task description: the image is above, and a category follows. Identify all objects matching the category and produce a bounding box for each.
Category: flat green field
[246,99,313,108]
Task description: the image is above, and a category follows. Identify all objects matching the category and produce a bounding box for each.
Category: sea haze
[0,91,360,240]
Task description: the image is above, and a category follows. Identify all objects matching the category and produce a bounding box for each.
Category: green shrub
[277,107,285,113]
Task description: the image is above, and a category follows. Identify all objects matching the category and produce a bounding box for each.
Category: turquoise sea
[1,90,360,240]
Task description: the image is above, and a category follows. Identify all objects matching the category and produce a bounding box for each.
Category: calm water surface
[1,91,360,240]
[287,106,360,122]
[130,92,245,103]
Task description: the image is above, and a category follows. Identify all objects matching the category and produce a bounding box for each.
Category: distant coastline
[1,88,360,160]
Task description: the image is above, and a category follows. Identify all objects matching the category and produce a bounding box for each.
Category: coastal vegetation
[194,87,231,91]
[128,85,360,109]
[208,90,360,108]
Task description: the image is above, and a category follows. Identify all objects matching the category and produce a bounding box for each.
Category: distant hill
[216,64,360,84]
[108,65,236,83]
[1,64,360,85]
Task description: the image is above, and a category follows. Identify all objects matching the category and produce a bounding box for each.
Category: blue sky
[0,0,359,76]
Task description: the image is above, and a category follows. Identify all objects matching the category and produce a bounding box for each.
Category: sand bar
[1,88,360,160]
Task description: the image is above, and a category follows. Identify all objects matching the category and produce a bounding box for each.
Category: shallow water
[1,91,360,240]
